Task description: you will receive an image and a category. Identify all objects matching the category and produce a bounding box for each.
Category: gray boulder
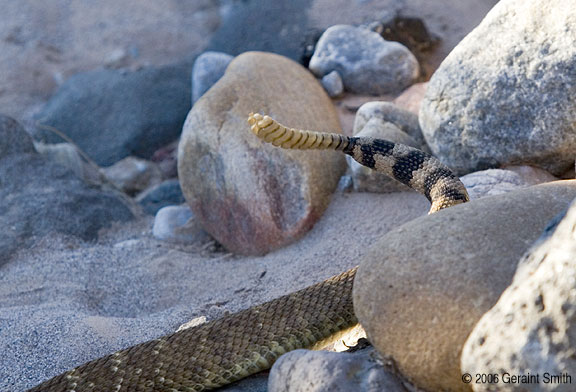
[309,25,419,95]
[192,51,234,103]
[420,0,576,176]
[462,199,576,392]
[0,115,134,266]
[33,65,191,166]
[353,181,576,391]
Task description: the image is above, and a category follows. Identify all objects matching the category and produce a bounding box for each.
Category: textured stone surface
[33,65,191,166]
[192,51,234,103]
[103,156,163,195]
[268,348,408,392]
[178,51,345,255]
[0,117,134,267]
[137,179,186,215]
[320,70,344,98]
[346,119,416,193]
[462,199,576,392]
[353,181,576,392]
[420,0,576,176]
[309,25,419,95]
[461,166,558,200]
[354,101,425,148]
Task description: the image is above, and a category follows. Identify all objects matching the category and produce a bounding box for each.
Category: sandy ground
[1,190,430,390]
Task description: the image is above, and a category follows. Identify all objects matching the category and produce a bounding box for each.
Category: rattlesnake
[28,113,469,392]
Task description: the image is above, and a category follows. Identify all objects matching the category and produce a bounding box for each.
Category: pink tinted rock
[393,82,427,115]
[178,52,346,255]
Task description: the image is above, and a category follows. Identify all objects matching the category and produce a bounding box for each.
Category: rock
[461,166,558,200]
[0,116,134,267]
[504,165,560,184]
[152,205,210,244]
[462,199,576,392]
[137,179,186,215]
[268,348,408,392]
[103,156,163,195]
[33,64,191,166]
[354,101,426,148]
[347,119,416,193]
[151,140,179,179]
[353,180,576,392]
[380,16,439,73]
[320,70,344,98]
[309,25,419,95]
[0,114,37,157]
[419,0,576,176]
[207,0,400,62]
[178,51,346,255]
[33,142,103,185]
[393,82,427,115]
[192,51,234,103]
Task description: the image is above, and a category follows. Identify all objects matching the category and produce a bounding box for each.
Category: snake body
[29,113,469,392]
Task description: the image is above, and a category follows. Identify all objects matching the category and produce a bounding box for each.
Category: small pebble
[320,70,344,98]
[152,205,209,244]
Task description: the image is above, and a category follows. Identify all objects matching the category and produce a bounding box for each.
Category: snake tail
[248,112,469,213]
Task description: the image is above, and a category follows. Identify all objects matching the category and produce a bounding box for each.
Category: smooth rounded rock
[354,101,425,148]
[461,166,559,200]
[419,0,576,176]
[192,51,234,103]
[353,180,576,392]
[309,25,419,95]
[462,199,576,392]
[178,51,346,255]
[137,179,186,215]
[268,348,407,392]
[33,65,191,166]
[153,205,209,244]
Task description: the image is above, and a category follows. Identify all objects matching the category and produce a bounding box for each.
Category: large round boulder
[178,52,346,255]
[353,180,576,391]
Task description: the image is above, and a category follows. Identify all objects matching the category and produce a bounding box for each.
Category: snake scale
[28,113,469,392]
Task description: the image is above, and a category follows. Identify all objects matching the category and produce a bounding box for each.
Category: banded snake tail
[28,113,469,391]
[247,113,469,212]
